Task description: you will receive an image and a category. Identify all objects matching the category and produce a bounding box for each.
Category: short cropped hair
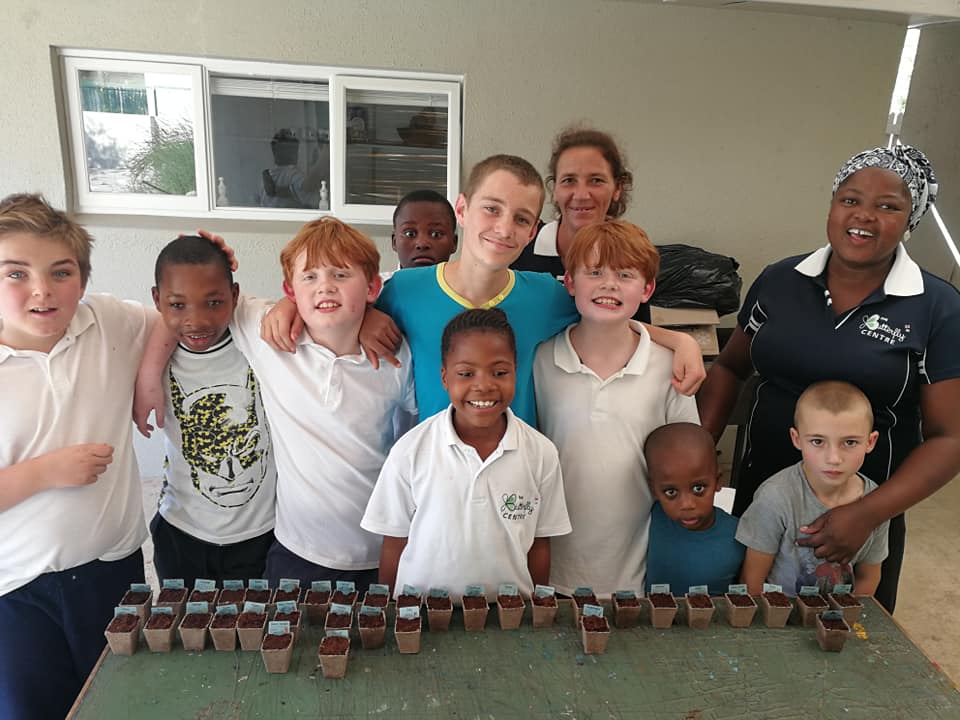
[794,381,874,429]
[280,217,380,285]
[441,308,517,364]
[644,422,717,478]
[154,235,233,287]
[565,220,660,280]
[546,125,633,219]
[0,193,93,285]
[463,154,545,209]
[392,189,456,230]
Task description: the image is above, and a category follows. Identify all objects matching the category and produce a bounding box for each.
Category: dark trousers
[150,512,274,587]
[0,550,144,720]
[264,539,378,595]
[875,512,905,614]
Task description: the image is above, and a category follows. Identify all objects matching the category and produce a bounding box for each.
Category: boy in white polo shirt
[139,218,416,591]
[0,194,154,720]
[534,220,700,597]
[362,308,571,603]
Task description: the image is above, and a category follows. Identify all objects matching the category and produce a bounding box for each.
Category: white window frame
[58,49,463,224]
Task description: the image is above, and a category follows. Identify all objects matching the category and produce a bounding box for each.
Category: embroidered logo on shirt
[859,313,908,345]
[500,493,538,521]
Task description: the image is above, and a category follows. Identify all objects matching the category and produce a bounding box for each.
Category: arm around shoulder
[644,324,706,396]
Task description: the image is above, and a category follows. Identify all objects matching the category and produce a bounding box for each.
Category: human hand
[261,296,303,353]
[671,332,706,396]
[180,229,239,271]
[133,376,165,438]
[359,306,402,369]
[796,503,875,565]
[41,444,114,489]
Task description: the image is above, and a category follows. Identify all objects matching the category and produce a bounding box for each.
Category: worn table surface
[70,598,960,720]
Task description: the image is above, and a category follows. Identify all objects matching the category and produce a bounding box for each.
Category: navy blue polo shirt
[735,244,960,512]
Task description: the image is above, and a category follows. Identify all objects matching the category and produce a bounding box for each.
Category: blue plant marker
[162,578,185,590]
[650,584,671,595]
[194,578,216,592]
[311,580,332,593]
[216,604,238,615]
[243,601,266,614]
[222,579,244,591]
[186,601,209,614]
[114,605,139,617]
[267,620,290,635]
[276,600,298,614]
[582,604,604,618]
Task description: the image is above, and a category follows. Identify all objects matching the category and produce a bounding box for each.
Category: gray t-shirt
[735,461,889,594]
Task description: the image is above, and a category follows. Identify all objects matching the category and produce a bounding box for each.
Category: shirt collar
[532,220,560,257]
[0,298,95,363]
[793,243,924,297]
[552,320,651,376]
[440,404,520,452]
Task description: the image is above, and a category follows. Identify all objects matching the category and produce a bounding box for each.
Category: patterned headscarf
[832,144,938,232]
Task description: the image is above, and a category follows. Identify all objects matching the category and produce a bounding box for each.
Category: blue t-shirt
[376,263,578,426]
[645,502,744,596]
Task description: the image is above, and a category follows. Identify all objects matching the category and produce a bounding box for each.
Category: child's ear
[865,430,879,453]
[366,274,383,303]
[451,232,458,251]
[453,193,468,229]
[231,282,239,305]
[390,233,398,252]
[641,277,657,303]
[789,427,801,451]
[440,365,449,391]
[151,286,161,311]
[563,271,576,297]
[282,280,295,300]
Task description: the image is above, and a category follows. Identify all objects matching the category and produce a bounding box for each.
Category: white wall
[0,1,910,474]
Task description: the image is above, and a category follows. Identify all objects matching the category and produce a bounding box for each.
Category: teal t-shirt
[376,264,577,426]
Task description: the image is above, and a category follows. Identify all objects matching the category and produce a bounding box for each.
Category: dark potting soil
[395,617,421,633]
[274,589,300,603]
[261,633,292,650]
[762,591,792,608]
[157,588,187,603]
[396,593,421,608]
[217,589,245,605]
[244,589,272,604]
[820,617,849,631]
[359,612,385,628]
[121,590,150,605]
[648,593,677,608]
[364,593,389,608]
[237,611,267,629]
[498,594,523,609]
[274,610,301,625]
[211,614,237,629]
[726,594,755,608]
[319,636,349,655]
[304,590,330,605]
[145,613,175,630]
[615,595,641,607]
[799,594,828,608]
[581,616,609,632]
[462,596,488,610]
[189,590,217,603]
[532,594,557,607]
[325,613,352,629]
[426,595,453,610]
[573,594,598,608]
[180,613,212,629]
[331,591,358,606]
[687,594,713,609]
[106,614,139,633]
[831,593,862,608]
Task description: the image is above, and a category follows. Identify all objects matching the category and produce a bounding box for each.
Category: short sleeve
[230,294,273,358]
[361,445,417,538]
[395,340,418,416]
[533,440,572,538]
[665,388,701,425]
[540,276,579,341]
[734,480,788,554]
[855,517,890,566]
[374,274,407,335]
[736,266,770,337]
[920,280,960,384]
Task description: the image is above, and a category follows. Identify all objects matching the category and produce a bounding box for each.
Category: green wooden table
[69,599,960,719]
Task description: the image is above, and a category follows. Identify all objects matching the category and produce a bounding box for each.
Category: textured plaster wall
[0,0,906,472]
[900,23,960,287]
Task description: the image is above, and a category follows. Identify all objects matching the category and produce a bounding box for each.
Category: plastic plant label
[279,578,300,592]
[573,586,594,597]
[763,583,783,594]
[267,620,290,635]
[428,587,450,599]
[799,585,820,596]
[216,604,238,615]
[650,584,671,595]
[615,590,637,600]
[398,605,421,620]
[582,604,604,618]
[401,584,422,597]
[360,605,383,616]
[248,579,269,591]
[276,600,298,614]
[688,585,709,596]
[243,601,266,614]
[129,582,151,594]
[151,606,174,616]
[498,583,519,596]
[311,580,332,593]
[222,579,244,591]
[326,629,349,638]
[821,610,845,622]
[368,583,390,596]
[728,584,749,595]
[832,584,853,595]
[162,578,185,590]
[186,602,209,614]
[534,585,556,598]
[464,584,485,597]
[114,605,139,616]
[335,580,356,595]
[194,578,216,592]
[330,603,352,616]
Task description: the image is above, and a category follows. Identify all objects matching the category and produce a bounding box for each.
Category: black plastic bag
[651,244,742,316]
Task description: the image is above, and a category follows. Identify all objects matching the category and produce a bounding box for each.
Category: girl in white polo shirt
[362,309,572,603]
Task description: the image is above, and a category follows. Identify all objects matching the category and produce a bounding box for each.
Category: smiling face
[441,329,516,438]
[392,200,458,269]
[565,248,655,327]
[827,167,911,272]
[553,146,622,234]
[153,262,238,352]
[282,250,381,347]
[648,446,719,532]
[0,232,85,352]
[454,170,542,271]
[790,406,877,494]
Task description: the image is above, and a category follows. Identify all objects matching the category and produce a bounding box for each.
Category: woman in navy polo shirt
[698,145,960,613]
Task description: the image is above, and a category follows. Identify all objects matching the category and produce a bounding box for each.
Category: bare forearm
[697,362,744,441]
[378,536,408,593]
[138,317,178,390]
[527,537,551,587]
[0,459,51,512]
[853,563,881,597]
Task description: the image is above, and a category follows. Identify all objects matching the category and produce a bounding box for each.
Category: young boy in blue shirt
[645,422,744,596]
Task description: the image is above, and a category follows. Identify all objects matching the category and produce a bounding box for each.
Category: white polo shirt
[231,295,416,570]
[533,321,700,596]
[0,294,152,597]
[361,406,572,603]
